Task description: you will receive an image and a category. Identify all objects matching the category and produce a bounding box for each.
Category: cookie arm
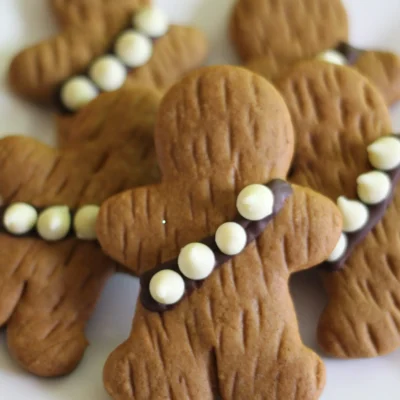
[8,11,128,104]
[97,184,170,275]
[354,51,400,106]
[261,185,342,274]
[126,25,208,91]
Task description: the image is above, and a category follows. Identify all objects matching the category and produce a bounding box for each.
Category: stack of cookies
[2,0,400,398]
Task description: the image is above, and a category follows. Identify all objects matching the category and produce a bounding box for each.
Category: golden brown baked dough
[96,66,342,399]
[9,0,208,144]
[0,86,161,377]
[231,0,400,106]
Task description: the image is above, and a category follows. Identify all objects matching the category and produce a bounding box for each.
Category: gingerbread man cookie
[9,0,208,144]
[0,85,160,377]
[96,66,342,399]
[276,59,400,358]
[231,0,400,106]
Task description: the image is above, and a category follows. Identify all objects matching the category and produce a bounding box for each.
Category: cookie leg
[104,306,214,400]
[318,245,400,358]
[0,237,37,325]
[6,241,112,377]
[213,302,325,400]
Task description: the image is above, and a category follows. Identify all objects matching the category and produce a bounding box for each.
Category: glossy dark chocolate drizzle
[322,134,400,272]
[140,179,293,313]
[335,41,364,65]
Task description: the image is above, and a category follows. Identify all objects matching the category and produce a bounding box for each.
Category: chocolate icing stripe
[0,205,97,240]
[335,42,364,65]
[140,179,293,313]
[55,11,167,114]
[322,134,400,271]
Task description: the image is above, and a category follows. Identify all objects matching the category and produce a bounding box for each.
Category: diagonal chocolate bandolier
[322,134,400,271]
[140,180,293,312]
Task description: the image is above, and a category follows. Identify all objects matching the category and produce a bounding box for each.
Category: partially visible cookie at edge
[231,0,400,105]
[0,85,161,377]
[9,0,208,145]
[276,59,400,358]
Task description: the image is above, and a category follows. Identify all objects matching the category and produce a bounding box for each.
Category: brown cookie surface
[276,60,400,358]
[97,66,342,399]
[231,0,400,106]
[354,50,400,107]
[231,0,348,69]
[9,1,208,144]
[0,86,160,377]
[50,0,149,27]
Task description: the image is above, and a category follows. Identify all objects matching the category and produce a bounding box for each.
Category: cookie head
[98,66,342,400]
[231,0,348,69]
[155,66,294,181]
[97,65,296,272]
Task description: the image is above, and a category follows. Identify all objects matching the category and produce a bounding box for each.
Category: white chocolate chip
[178,242,215,280]
[3,203,38,235]
[336,196,369,233]
[89,55,127,92]
[327,233,348,262]
[37,206,71,241]
[215,222,247,256]
[357,171,391,205]
[60,76,99,111]
[114,30,153,68]
[316,50,347,66]
[236,184,274,221]
[133,7,169,37]
[149,269,185,305]
[73,205,100,240]
[367,136,400,171]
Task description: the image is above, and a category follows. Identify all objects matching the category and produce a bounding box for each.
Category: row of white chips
[328,135,400,263]
[149,184,275,306]
[60,7,169,112]
[3,203,100,241]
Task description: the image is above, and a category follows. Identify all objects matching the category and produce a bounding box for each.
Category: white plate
[0,0,400,399]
